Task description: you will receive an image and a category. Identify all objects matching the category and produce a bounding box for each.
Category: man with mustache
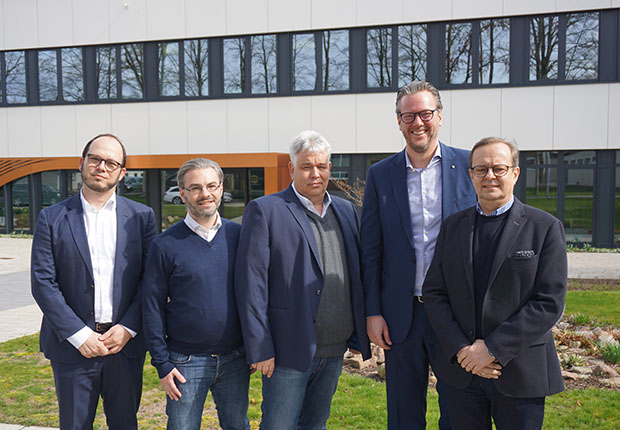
[31,134,157,429]
[360,81,477,429]
[142,158,250,430]
[235,130,370,429]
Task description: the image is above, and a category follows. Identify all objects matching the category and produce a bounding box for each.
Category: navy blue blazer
[31,193,157,364]
[235,185,371,372]
[360,143,477,343]
[423,198,566,398]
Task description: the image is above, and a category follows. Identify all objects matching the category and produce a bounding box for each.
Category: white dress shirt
[406,146,443,296]
[184,211,223,242]
[292,182,332,218]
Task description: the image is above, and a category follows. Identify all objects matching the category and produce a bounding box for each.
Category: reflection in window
[526,165,558,218]
[12,177,30,232]
[224,38,246,94]
[185,39,209,97]
[121,44,144,99]
[41,171,61,208]
[39,50,58,102]
[67,171,83,197]
[159,42,180,97]
[530,16,559,80]
[96,46,117,100]
[564,168,593,244]
[446,23,473,84]
[222,169,247,220]
[62,48,84,101]
[293,33,316,91]
[367,28,392,88]
[398,24,427,86]
[5,51,27,103]
[322,30,349,91]
[332,154,350,168]
[251,35,277,94]
[0,186,4,231]
[479,19,509,84]
[161,169,182,231]
[566,12,599,80]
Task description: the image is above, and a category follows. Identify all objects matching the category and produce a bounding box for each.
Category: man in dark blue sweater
[143,158,250,430]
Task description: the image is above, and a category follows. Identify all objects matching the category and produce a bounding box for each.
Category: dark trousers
[51,351,145,430]
[442,375,545,430]
[384,299,451,430]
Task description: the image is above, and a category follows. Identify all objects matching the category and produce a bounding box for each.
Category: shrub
[601,343,620,365]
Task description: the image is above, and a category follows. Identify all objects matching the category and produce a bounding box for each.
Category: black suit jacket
[423,198,566,398]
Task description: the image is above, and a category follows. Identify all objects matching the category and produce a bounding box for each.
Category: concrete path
[0,236,618,430]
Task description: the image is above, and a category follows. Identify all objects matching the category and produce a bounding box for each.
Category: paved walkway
[0,237,619,429]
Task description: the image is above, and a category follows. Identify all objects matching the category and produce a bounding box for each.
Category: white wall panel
[501,86,554,151]
[608,84,620,149]
[3,0,38,49]
[613,0,620,8]
[72,0,110,46]
[0,109,8,155]
[268,0,312,33]
[226,0,268,36]
[75,105,113,153]
[7,107,42,157]
[356,0,403,27]
[38,0,74,48]
[403,0,451,24]
[267,97,312,153]
[110,104,149,155]
[502,0,557,16]
[227,99,269,153]
[109,0,147,43]
[556,0,612,13]
[0,1,5,50]
[311,95,356,153]
[40,106,76,156]
[186,100,228,154]
[554,84,608,150]
[148,102,188,154]
[312,0,356,30]
[186,0,226,38]
[449,88,501,151]
[146,0,185,41]
[355,93,402,153]
[452,0,503,21]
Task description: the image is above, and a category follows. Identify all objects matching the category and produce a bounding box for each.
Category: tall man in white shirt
[31,134,157,429]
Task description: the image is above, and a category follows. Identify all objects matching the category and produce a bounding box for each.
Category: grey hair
[289,130,332,165]
[177,158,224,188]
[469,137,520,168]
[395,80,443,114]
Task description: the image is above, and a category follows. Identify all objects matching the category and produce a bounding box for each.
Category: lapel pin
[451,165,455,169]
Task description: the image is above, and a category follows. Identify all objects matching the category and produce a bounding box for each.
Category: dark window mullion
[0,53,5,104]
[391,25,398,89]
[244,36,251,95]
[472,20,480,85]
[26,50,38,104]
[315,31,323,91]
[179,41,186,97]
[83,46,96,103]
[116,45,122,99]
[558,14,567,81]
[56,48,63,102]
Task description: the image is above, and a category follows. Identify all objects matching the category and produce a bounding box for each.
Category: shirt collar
[184,211,222,234]
[291,182,332,217]
[80,189,116,213]
[476,196,514,217]
[405,144,442,171]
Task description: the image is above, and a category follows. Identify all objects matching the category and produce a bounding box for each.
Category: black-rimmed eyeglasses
[398,109,438,124]
[470,164,515,178]
[86,154,123,172]
[182,183,222,194]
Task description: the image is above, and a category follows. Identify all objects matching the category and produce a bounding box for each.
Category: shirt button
[90,284,94,289]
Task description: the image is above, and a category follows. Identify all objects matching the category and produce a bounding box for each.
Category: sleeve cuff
[67,326,94,349]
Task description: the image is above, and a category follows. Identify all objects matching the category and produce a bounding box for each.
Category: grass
[565,290,620,326]
[601,343,620,365]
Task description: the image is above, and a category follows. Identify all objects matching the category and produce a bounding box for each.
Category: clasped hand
[456,339,502,379]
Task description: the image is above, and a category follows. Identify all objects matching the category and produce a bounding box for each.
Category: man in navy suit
[235,130,371,430]
[423,137,566,429]
[360,81,477,429]
[31,134,157,429]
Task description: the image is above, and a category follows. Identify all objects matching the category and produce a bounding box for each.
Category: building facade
[1,0,619,246]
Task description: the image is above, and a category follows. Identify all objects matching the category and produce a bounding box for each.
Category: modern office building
[1,0,618,246]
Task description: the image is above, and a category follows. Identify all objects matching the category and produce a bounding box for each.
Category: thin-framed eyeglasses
[398,109,438,124]
[182,183,222,194]
[470,164,515,178]
[86,154,123,172]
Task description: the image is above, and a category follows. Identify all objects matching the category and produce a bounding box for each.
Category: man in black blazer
[423,137,566,430]
[31,134,157,429]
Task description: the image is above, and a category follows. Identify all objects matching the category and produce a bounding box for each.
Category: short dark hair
[81,134,127,167]
[469,137,520,168]
[395,80,443,114]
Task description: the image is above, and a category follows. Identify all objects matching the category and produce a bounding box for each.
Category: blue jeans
[166,347,251,430]
[260,355,344,430]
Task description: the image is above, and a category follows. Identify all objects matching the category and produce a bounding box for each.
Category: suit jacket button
[90,284,94,289]
[316,289,321,295]
[468,330,473,336]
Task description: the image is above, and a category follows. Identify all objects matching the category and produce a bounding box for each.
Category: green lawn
[1,284,619,429]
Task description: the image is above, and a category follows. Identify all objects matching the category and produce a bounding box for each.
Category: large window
[446,22,473,84]
[38,50,58,102]
[251,35,277,94]
[530,16,559,80]
[38,48,84,102]
[184,39,209,97]
[479,19,510,84]
[121,44,144,99]
[41,171,61,208]
[367,27,392,88]
[223,37,246,94]
[565,12,599,80]
[525,152,558,218]
[96,44,144,100]
[292,33,316,91]
[158,42,180,97]
[322,30,349,91]
[12,177,30,232]
[3,50,27,104]
[398,24,427,86]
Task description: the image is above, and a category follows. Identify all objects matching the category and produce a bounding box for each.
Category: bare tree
[398,24,427,85]
[61,48,84,102]
[185,39,208,96]
[292,34,315,91]
[367,28,391,87]
[158,43,179,96]
[96,47,116,99]
[121,44,144,98]
[322,30,349,91]
[565,13,598,80]
[5,51,27,103]
[251,35,277,94]
[530,16,559,80]
[446,23,473,84]
[224,38,246,93]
